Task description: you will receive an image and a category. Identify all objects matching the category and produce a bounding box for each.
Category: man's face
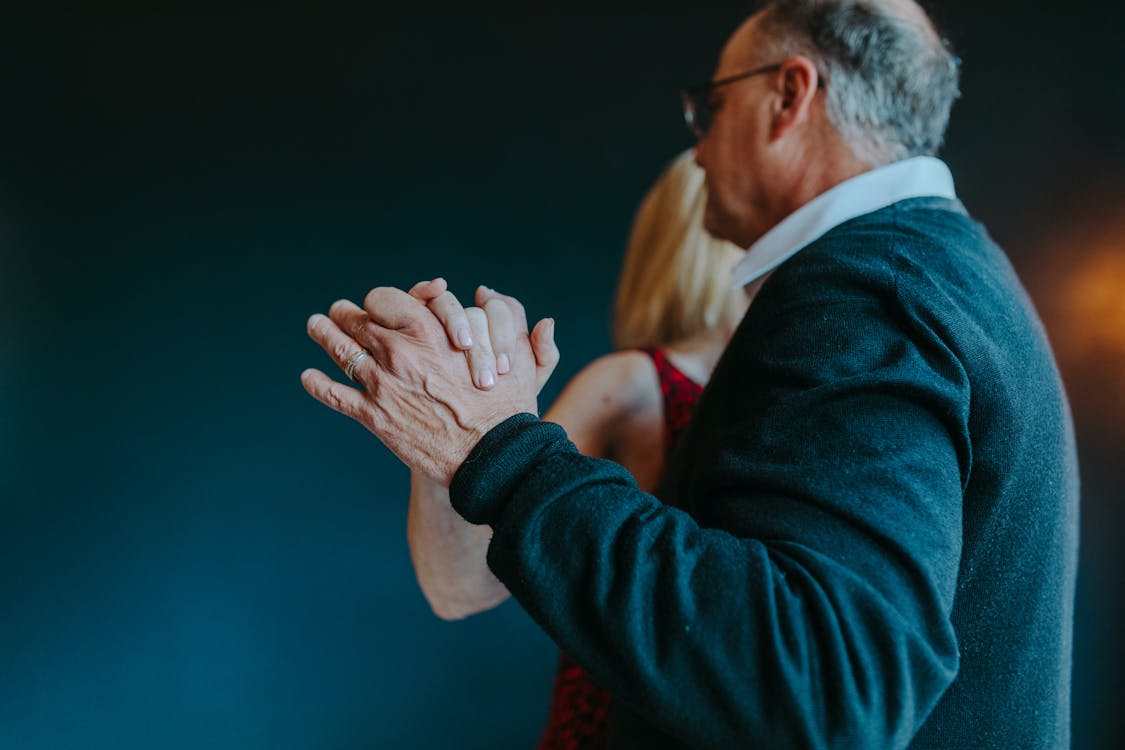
[695,15,777,249]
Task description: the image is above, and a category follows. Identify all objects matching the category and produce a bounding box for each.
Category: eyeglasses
[679,63,782,138]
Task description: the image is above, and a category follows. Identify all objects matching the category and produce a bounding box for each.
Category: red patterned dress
[536,347,705,750]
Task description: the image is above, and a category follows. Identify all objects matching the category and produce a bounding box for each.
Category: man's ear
[770,55,821,141]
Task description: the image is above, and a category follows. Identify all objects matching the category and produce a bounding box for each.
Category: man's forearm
[450,415,959,749]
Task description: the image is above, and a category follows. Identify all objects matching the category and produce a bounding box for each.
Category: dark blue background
[2,2,1122,747]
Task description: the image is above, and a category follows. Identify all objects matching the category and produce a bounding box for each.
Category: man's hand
[301,286,542,486]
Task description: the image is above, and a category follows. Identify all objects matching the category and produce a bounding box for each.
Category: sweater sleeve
[449,261,966,749]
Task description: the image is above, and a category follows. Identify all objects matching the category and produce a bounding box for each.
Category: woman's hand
[407,278,560,394]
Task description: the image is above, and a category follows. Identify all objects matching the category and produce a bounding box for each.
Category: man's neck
[781,142,872,220]
[729,155,958,289]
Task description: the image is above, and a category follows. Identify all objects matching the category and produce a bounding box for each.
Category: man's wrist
[449,412,551,525]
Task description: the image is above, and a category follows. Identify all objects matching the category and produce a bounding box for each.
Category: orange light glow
[1056,245,1125,360]
[1030,208,1125,412]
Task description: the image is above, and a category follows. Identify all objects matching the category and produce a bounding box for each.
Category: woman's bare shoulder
[560,349,661,412]
[544,349,663,457]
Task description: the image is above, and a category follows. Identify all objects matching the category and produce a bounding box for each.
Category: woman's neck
[661,326,734,387]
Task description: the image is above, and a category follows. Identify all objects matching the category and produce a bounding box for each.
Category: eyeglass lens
[683,91,712,138]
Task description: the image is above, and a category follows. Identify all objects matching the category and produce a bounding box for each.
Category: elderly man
[302,1,1078,747]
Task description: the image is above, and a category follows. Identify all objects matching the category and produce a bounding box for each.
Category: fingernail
[546,318,555,335]
[308,314,324,331]
[480,369,495,388]
[457,327,473,348]
[497,353,510,374]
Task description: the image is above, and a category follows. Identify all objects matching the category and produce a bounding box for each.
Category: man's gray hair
[756,0,960,165]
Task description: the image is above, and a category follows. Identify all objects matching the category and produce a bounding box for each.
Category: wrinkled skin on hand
[302,284,554,486]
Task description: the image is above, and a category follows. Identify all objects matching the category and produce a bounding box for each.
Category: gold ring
[344,349,369,381]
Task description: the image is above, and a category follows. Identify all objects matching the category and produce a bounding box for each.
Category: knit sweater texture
[449,197,1079,749]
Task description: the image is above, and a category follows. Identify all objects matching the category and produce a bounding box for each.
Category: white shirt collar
[730,156,957,289]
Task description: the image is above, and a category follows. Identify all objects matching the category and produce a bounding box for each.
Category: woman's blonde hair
[612,150,745,349]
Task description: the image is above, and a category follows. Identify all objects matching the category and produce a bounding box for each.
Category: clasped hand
[301,279,559,486]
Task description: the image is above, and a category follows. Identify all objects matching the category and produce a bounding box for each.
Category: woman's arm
[404,282,558,619]
[406,349,662,620]
[407,472,508,620]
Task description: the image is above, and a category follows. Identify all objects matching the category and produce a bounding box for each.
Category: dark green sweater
[450,197,1079,749]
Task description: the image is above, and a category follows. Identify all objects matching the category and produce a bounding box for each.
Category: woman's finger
[482,297,516,375]
[421,290,473,350]
[529,317,559,393]
[475,285,528,335]
[463,307,497,390]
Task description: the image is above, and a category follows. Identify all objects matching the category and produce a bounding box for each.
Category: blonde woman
[406,150,760,748]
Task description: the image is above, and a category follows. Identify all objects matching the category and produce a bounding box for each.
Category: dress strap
[640,347,705,457]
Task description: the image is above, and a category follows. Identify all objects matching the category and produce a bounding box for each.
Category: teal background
[2,2,1122,748]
